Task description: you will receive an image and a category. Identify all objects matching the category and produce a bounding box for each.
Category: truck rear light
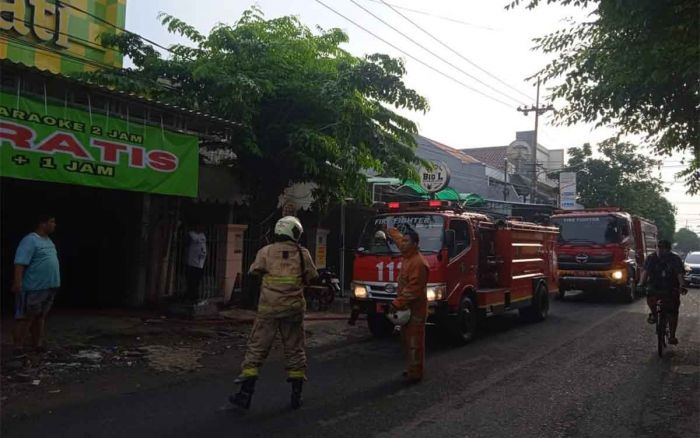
[388,202,400,209]
[428,200,443,208]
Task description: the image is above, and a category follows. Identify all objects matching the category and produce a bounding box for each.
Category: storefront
[0,62,240,309]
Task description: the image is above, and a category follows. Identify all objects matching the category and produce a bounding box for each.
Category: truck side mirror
[445,230,456,248]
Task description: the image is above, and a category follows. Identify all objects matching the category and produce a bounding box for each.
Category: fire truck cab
[350,200,559,342]
[551,208,657,302]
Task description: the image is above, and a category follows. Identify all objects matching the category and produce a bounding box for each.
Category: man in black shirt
[639,240,687,345]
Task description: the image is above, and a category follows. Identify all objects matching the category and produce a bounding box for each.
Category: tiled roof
[460,146,508,170]
[415,135,482,165]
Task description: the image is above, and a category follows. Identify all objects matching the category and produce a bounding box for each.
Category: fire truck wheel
[367,313,395,338]
[449,296,478,344]
[521,283,549,322]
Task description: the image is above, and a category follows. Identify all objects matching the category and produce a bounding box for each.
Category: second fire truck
[350,200,559,342]
[551,208,658,302]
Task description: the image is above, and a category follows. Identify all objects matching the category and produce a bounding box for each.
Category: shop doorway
[1,178,142,312]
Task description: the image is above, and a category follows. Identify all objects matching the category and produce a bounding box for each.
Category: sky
[125,0,698,231]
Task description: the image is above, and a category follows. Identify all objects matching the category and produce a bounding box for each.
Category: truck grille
[367,284,397,300]
[689,267,700,275]
[558,253,613,271]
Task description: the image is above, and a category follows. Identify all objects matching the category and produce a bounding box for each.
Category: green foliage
[674,228,700,254]
[92,8,428,212]
[508,0,700,194]
[565,139,677,240]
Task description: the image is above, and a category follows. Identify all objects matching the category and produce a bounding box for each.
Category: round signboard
[419,162,451,193]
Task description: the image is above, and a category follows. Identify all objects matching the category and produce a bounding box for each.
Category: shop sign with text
[0,92,198,197]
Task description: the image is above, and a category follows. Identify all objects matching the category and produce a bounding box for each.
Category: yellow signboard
[0,0,126,74]
[315,229,329,269]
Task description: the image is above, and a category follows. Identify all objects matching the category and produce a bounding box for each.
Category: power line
[9,16,121,55]
[0,34,119,72]
[366,0,500,32]
[314,0,514,108]
[377,0,534,103]
[347,0,525,106]
[58,1,192,60]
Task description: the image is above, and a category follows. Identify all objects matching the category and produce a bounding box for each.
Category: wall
[0,0,127,73]
[414,136,521,202]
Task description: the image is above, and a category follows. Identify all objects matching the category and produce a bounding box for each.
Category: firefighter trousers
[400,319,425,380]
[240,314,306,379]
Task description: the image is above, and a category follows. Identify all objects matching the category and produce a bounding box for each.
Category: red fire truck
[350,200,559,342]
[551,208,657,302]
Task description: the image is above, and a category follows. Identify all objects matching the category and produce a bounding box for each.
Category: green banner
[0,91,198,197]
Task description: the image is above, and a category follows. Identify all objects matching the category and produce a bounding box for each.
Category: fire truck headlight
[612,270,624,280]
[353,284,368,299]
[427,285,446,302]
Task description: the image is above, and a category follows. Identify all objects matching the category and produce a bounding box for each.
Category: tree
[563,139,677,240]
[91,8,428,215]
[674,228,700,254]
[508,0,700,193]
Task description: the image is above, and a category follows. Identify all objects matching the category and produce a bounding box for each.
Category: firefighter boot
[288,378,304,409]
[229,377,257,410]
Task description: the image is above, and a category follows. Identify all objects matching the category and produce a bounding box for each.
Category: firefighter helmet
[275,216,303,242]
[386,308,411,326]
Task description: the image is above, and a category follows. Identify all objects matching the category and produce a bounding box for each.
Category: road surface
[4,290,699,438]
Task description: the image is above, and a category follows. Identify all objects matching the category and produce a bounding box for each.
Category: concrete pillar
[221,224,248,302]
[307,228,329,269]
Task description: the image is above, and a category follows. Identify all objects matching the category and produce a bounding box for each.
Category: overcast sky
[125,0,698,231]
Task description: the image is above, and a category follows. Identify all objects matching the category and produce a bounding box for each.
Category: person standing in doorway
[12,213,60,353]
[185,224,207,303]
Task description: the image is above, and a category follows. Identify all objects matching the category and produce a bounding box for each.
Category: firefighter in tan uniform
[387,227,429,383]
[230,216,318,410]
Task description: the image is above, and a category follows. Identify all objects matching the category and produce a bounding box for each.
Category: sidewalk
[0,299,367,419]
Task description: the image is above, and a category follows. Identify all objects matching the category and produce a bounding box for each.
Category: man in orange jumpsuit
[387,227,429,383]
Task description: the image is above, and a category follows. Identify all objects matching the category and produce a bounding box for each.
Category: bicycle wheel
[657,314,667,357]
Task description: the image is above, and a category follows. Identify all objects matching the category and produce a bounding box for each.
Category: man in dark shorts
[12,213,60,353]
[639,239,687,345]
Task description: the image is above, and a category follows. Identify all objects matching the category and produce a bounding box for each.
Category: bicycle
[653,296,670,358]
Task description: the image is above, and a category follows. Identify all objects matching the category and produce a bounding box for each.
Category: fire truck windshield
[552,215,626,245]
[357,215,445,255]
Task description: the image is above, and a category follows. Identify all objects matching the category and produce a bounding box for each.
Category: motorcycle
[305,268,340,311]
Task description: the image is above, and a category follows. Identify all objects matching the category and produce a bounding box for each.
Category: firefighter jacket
[249,240,319,318]
[387,228,429,321]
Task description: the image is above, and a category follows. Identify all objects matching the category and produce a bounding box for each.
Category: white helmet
[374,230,387,240]
[275,216,303,242]
[386,308,411,326]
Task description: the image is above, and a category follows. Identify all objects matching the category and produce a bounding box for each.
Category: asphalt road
[4,290,699,438]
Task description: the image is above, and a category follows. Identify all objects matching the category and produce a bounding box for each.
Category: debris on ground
[74,350,103,363]
[140,345,203,373]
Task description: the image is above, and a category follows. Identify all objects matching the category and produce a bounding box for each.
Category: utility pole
[503,158,508,201]
[339,197,354,297]
[517,77,554,204]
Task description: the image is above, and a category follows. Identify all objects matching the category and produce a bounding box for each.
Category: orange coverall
[387,228,429,381]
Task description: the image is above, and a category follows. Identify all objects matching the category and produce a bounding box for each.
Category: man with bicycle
[639,240,688,345]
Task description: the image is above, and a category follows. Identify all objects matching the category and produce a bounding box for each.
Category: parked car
[684,251,700,288]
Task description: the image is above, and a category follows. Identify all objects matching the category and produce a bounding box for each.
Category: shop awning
[398,180,485,206]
